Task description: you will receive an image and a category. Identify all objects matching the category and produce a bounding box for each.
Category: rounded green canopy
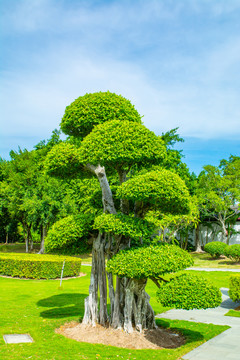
[61,91,142,138]
[106,244,194,279]
[117,169,191,215]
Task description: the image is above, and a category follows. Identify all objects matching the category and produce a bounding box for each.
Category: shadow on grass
[37,293,87,319]
[156,319,204,345]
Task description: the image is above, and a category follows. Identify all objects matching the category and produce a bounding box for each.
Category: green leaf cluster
[156,273,222,309]
[224,244,240,262]
[45,215,92,253]
[117,169,191,215]
[93,213,154,240]
[106,244,193,279]
[0,253,81,279]
[61,91,142,138]
[44,142,82,178]
[204,241,228,258]
[78,120,166,169]
[229,275,240,302]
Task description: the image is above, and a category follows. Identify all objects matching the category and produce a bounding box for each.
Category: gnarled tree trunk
[83,163,157,333]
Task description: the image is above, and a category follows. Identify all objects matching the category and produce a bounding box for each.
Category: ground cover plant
[0,267,229,360]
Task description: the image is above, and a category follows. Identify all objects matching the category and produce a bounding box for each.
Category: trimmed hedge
[204,241,227,258]
[156,273,222,310]
[229,275,240,302]
[224,244,240,262]
[0,253,81,279]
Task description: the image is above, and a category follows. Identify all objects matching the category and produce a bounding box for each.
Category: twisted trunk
[83,163,156,332]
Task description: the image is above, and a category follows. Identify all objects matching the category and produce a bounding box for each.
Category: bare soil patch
[234,305,240,311]
[56,322,185,349]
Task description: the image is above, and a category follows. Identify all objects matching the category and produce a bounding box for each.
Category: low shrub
[0,253,81,279]
[224,244,240,262]
[156,273,222,309]
[229,275,240,302]
[204,241,227,258]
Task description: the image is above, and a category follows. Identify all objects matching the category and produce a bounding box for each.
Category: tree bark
[195,223,203,252]
[123,278,156,333]
[38,226,47,254]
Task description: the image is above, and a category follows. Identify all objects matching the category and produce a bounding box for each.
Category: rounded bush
[224,244,240,262]
[61,91,142,138]
[156,273,222,309]
[204,241,227,258]
[106,244,194,279]
[0,253,81,279]
[229,275,240,302]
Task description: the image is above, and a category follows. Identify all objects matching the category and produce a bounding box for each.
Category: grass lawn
[0,265,229,360]
[191,252,240,269]
[225,310,240,317]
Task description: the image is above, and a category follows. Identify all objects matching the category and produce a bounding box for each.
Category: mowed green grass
[0,266,230,360]
[191,252,240,269]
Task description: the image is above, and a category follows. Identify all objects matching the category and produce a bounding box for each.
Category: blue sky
[1,0,240,174]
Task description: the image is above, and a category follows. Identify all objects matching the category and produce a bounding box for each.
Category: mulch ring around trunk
[56,321,185,349]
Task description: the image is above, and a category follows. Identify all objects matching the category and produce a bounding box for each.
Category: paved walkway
[158,288,240,360]
[187,267,240,272]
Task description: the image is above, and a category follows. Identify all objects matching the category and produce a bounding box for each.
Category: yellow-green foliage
[224,244,240,262]
[0,253,81,279]
[61,91,142,138]
[106,244,194,279]
[78,120,166,168]
[44,142,82,178]
[157,273,222,309]
[117,169,191,215]
[204,241,227,258]
[93,213,154,240]
[229,275,240,302]
[45,215,91,253]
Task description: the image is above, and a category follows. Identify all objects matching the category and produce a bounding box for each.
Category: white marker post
[59,260,65,288]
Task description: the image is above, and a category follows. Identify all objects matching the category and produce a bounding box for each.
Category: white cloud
[1,0,240,150]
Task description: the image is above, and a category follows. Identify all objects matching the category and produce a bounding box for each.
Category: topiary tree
[45,91,216,332]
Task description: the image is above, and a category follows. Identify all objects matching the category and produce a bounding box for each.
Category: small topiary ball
[224,244,240,262]
[156,273,222,309]
[204,241,228,258]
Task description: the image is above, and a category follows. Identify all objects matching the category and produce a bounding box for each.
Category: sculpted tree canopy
[45,91,217,333]
[61,91,142,138]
